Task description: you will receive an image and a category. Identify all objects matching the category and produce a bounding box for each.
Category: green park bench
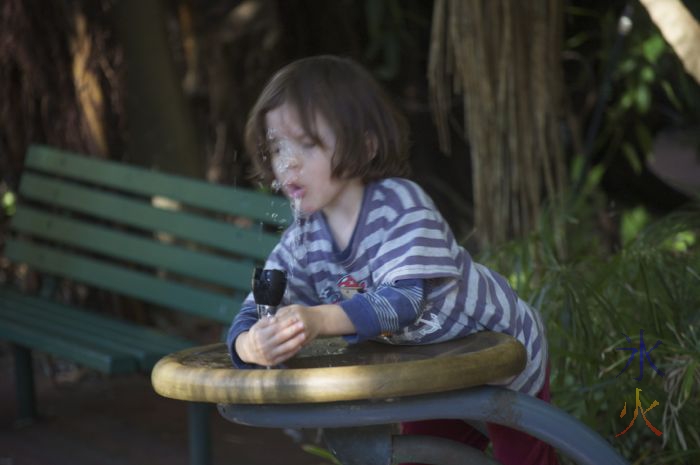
[0,144,291,465]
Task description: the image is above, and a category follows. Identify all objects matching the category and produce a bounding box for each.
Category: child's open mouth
[284,183,305,199]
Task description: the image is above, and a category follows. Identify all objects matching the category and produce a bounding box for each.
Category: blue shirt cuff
[226,311,259,369]
[339,295,381,343]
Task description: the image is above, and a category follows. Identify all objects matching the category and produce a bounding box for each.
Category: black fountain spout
[252,267,287,319]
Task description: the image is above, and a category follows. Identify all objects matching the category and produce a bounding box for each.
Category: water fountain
[251,267,287,319]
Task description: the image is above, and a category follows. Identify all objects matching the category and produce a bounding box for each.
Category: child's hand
[236,315,306,367]
[276,304,322,345]
[276,303,355,344]
[236,303,355,367]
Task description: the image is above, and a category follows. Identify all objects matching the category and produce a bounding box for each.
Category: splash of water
[291,194,303,219]
[267,128,301,178]
[289,191,306,261]
[266,128,308,261]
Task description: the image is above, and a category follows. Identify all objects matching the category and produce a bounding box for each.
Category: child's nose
[287,153,300,168]
[285,152,302,171]
[273,151,301,175]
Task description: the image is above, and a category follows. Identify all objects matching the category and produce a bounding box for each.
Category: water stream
[266,128,308,301]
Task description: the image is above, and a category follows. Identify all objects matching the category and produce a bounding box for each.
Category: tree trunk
[428,0,566,249]
[113,0,203,177]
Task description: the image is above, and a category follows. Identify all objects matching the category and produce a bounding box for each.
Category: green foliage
[478,197,700,464]
[363,0,429,81]
[621,206,650,246]
[1,189,16,217]
[565,4,700,176]
[607,28,670,174]
[302,444,342,465]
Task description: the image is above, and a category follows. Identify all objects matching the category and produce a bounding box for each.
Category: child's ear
[365,133,378,160]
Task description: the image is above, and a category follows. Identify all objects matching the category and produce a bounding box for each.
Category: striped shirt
[227,178,547,395]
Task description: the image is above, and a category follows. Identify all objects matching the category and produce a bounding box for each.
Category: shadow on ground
[0,343,318,465]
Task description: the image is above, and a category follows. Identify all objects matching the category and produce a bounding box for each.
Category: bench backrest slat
[11,207,254,291]
[4,239,243,323]
[5,303,173,359]
[7,145,292,324]
[0,288,191,352]
[0,317,137,373]
[25,145,290,227]
[19,172,279,261]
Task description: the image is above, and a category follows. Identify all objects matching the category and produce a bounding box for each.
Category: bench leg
[188,402,212,465]
[13,344,37,424]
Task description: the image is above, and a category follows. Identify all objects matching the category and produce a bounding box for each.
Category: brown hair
[244,55,410,185]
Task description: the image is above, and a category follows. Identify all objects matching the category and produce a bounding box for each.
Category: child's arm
[234,280,425,366]
[339,279,426,342]
[277,304,356,338]
[257,279,425,364]
[236,304,355,367]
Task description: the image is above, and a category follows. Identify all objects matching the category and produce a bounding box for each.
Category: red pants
[401,367,559,465]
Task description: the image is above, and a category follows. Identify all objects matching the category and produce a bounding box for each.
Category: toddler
[227,55,558,465]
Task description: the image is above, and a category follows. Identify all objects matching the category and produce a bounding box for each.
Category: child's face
[265,103,361,217]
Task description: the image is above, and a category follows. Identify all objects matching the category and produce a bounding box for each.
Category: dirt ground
[0,343,321,465]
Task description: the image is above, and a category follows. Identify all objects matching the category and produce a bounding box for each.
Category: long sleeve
[339,278,425,343]
[226,293,257,368]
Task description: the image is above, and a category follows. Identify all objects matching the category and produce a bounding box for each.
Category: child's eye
[300,139,316,149]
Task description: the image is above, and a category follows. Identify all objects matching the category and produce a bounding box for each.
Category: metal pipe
[221,386,628,465]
